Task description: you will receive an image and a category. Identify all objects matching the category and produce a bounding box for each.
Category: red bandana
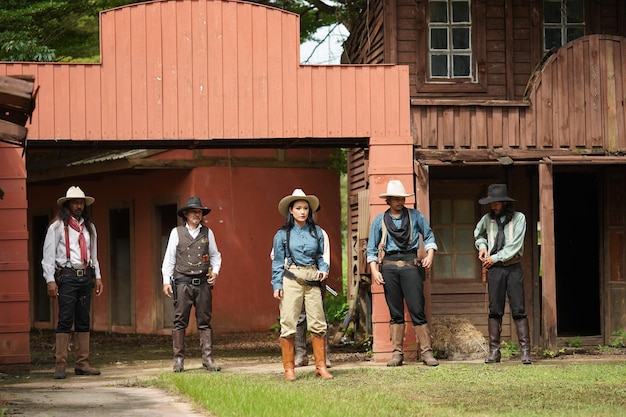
[67,217,88,268]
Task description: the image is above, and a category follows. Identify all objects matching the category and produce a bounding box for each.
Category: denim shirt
[366,208,438,264]
[271,224,329,291]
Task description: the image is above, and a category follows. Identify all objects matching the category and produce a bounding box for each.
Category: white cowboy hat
[57,186,95,206]
[378,180,414,198]
[478,184,516,205]
[278,189,319,217]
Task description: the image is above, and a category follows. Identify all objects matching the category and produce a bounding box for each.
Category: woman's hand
[273,289,283,300]
[318,271,328,281]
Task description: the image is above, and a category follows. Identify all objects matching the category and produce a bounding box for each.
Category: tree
[1,0,358,63]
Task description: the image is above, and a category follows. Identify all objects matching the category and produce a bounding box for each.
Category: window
[543,0,585,52]
[429,0,472,79]
[431,197,478,280]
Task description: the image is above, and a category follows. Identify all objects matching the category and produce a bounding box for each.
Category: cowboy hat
[478,184,516,205]
[177,196,211,218]
[379,180,414,198]
[57,186,95,206]
[278,189,319,217]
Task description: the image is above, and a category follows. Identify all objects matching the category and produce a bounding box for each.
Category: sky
[300,24,349,65]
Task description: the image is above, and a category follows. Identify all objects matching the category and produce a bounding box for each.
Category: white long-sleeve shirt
[41,219,102,283]
[161,223,222,284]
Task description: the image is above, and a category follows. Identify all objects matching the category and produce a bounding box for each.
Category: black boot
[294,321,308,367]
[200,329,221,371]
[172,329,185,372]
[515,318,532,364]
[485,317,502,364]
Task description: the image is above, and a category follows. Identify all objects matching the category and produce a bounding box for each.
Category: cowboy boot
[280,337,296,381]
[414,324,439,366]
[53,333,70,379]
[515,318,532,365]
[485,317,502,364]
[172,329,185,372]
[294,321,309,367]
[312,336,333,379]
[387,323,405,367]
[200,329,221,371]
[74,332,101,375]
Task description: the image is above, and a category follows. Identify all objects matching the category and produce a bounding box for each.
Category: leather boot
[199,329,221,371]
[414,324,439,366]
[74,332,101,375]
[386,323,405,367]
[280,337,296,381]
[172,329,186,372]
[515,318,532,364]
[485,317,502,364]
[53,333,70,379]
[294,321,308,367]
[312,336,333,379]
[325,332,332,368]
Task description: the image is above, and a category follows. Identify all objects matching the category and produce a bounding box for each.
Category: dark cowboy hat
[478,184,516,205]
[177,196,211,218]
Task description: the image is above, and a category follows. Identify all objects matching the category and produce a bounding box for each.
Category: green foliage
[543,349,556,358]
[269,317,281,335]
[564,335,583,348]
[325,292,348,324]
[499,340,519,358]
[609,328,626,348]
[329,148,347,175]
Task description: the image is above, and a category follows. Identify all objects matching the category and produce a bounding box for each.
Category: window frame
[542,0,586,52]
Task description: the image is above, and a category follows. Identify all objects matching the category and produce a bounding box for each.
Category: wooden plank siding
[411,35,626,157]
[0,0,410,145]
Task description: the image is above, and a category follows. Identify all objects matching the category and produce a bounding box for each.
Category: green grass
[148,362,626,417]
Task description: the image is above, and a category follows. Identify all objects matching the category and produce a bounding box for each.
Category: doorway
[554,172,601,336]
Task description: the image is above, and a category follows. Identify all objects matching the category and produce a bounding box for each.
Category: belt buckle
[395,260,406,267]
[191,277,202,285]
[76,269,84,277]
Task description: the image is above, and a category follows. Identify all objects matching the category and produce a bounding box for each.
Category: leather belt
[381,259,421,268]
[60,267,93,277]
[493,257,522,267]
[174,276,206,286]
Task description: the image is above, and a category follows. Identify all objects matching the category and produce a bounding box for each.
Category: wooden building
[0,0,414,364]
[345,0,626,360]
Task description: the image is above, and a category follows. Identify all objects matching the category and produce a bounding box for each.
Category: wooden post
[539,162,558,351]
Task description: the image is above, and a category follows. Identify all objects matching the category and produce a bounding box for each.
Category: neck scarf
[383,208,411,249]
[67,217,88,268]
[490,215,510,255]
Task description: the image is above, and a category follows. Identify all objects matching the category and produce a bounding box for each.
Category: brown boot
[485,317,502,364]
[74,332,101,375]
[280,337,296,381]
[387,323,405,367]
[172,329,185,372]
[53,333,70,379]
[515,318,532,365]
[414,324,439,366]
[312,336,333,379]
[325,332,332,368]
[294,321,308,367]
[199,329,221,371]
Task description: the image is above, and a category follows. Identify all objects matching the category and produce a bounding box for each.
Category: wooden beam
[539,162,557,351]
[413,148,599,162]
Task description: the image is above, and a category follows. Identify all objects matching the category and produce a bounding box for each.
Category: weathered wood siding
[412,35,626,155]
[0,0,410,144]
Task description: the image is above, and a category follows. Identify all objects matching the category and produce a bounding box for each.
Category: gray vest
[174,225,211,277]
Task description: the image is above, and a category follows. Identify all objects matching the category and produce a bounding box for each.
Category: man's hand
[317,271,328,282]
[273,289,283,300]
[207,273,217,286]
[163,284,173,297]
[421,249,435,270]
[47,281,58,298]
[370,262,385,285]
[94,279,103,296]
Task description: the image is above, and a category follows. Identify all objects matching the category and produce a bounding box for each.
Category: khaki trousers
[280,277,326,338]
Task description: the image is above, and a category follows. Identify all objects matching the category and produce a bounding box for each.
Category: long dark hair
[280,200,318,238]
[489,202,514,223]
[55,202,95,239]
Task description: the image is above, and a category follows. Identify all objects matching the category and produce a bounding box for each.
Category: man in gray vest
[162,196,222,372]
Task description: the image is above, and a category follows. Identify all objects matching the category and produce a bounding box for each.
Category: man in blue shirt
[366,180,439,367]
